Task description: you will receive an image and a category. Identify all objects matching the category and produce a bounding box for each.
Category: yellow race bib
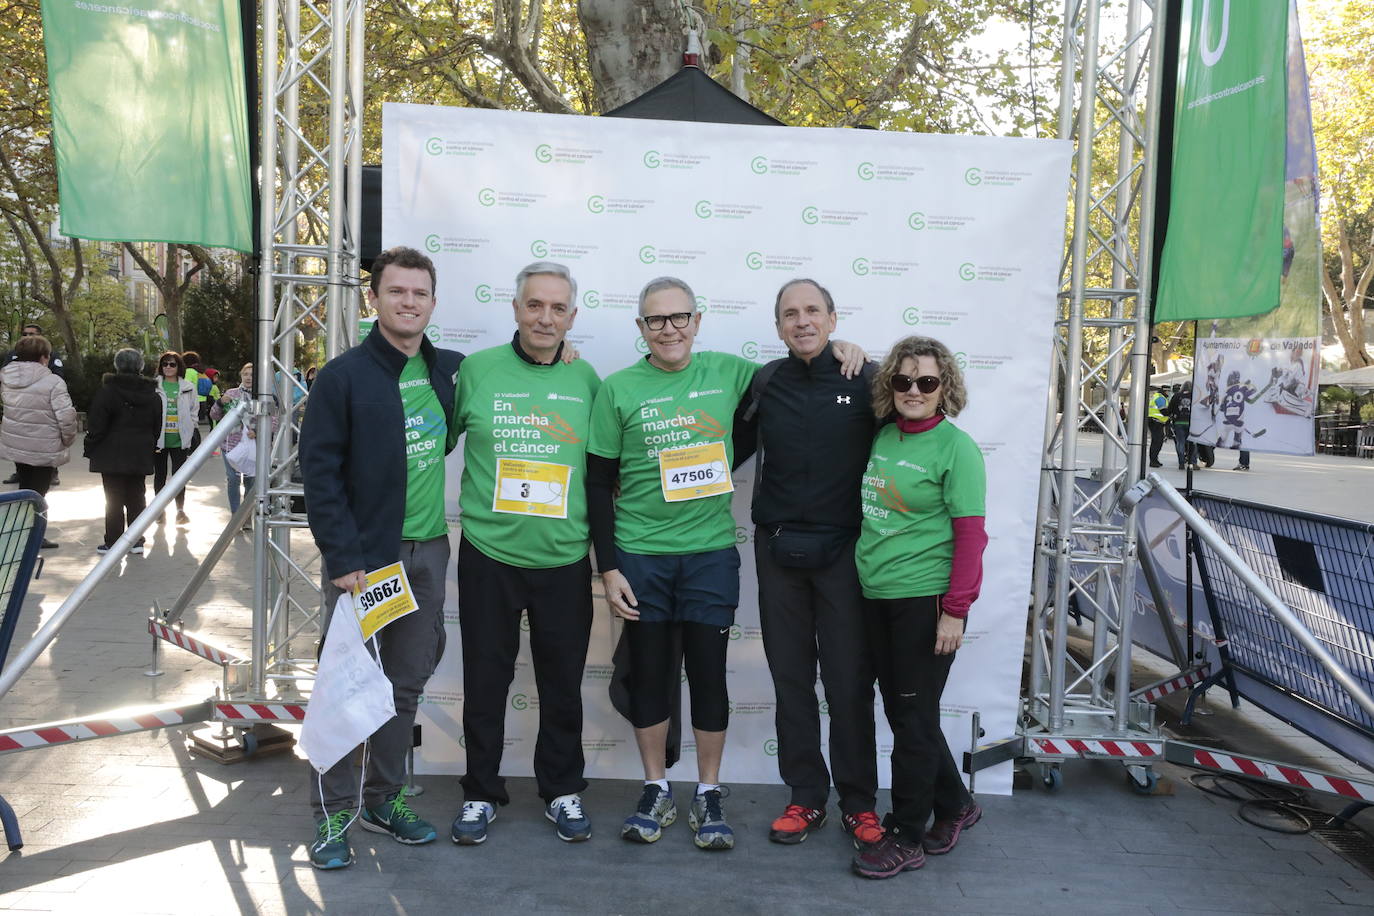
[658,441,733,502]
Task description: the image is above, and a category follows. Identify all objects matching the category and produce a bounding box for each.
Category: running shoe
[768,804,826,844]
[621,784,676,843]
[546,793,592,842]
[688,787,734,850]
[842,810,884,849]
[923,802,982,855]
[360,791,436,844]
[451,800,495,845]
[309,810,353,870]
[852,833,924,879]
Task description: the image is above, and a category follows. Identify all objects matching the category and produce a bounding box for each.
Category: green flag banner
[41,0,253,251]
[1155,1,1288,321]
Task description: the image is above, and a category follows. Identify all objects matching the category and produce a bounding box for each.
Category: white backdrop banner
[383,103,1070,797]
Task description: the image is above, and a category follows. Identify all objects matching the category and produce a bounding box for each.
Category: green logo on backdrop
[535,144,553,163]
[425,137,443,156]
[520,612,530,632]
[512,693,529,710]
[908,211,926,230]
[958,262,976,281]
[728,624,743,640]
[801,206,819,225]
[476,187,496,207]
[643,150,661,168]
[530,239,548,257]
[955,351,969,370]
[474,284,493,303]
[583,290,600,309]
[764,738,779,756]
[695,295,708,313]
[639,245,657,264]
[750,155,769,174]
[587,195,605,214]
[852,257,870,277]
[740,341,759,360]
[734,526,748,544]
[903,307,921,325]
[694,200,712,219]
[857,161,875,181]
[964,167,982,186]
[425,325,441,342]
[635,337,650,354]
[745,251,763,270]
[819,700,830,716]
[424,234,441,253]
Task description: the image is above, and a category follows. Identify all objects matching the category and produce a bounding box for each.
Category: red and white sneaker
[768,804,826,844]
[841,810,884,849]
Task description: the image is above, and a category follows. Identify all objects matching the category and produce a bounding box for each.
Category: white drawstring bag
[299,592,396,774]
[225,430,256,476]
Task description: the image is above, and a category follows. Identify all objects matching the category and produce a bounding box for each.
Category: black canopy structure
[360,66,783,268]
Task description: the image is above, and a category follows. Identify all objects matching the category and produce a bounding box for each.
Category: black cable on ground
[1188,772,1352,836]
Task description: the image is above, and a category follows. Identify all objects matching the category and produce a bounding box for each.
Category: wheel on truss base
[1126,765,1157,795]
[1041,765,1062,791]
[239,730,259,757]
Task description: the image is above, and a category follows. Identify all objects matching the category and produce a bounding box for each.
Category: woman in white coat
[0,335,79,548]
[154,350,199,525]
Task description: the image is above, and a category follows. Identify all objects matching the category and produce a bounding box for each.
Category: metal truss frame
[1023,0,1168,767]
[235,0,364,717]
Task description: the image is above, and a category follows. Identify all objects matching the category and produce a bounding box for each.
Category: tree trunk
[578,0,685,112]
[124,242,208,352]
[1322,218,1373,368]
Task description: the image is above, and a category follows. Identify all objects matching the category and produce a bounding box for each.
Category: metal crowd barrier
[0,490,49,850]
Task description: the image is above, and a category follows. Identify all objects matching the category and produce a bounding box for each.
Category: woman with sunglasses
[850,335,987,880]
[154,351,198,526]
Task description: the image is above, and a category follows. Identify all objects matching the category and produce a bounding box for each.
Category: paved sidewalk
[0,456,1371,914]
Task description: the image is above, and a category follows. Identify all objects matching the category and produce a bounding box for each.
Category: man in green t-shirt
[299,246,464,870]
[586,276,757,851]
[448,262,601,847]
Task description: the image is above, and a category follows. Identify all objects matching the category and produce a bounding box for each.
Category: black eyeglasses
[161,361,179,368]
[639,311,694,331]
[890,373,940,394]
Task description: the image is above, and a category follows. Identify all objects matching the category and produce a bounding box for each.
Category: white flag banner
[386,103,1071,796]
[299,593,395,774]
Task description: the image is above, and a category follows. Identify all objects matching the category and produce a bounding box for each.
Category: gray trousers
[310,536,450,818]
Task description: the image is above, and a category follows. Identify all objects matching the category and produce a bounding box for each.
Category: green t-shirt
[587,351,756,555]
[450,344,601,568]
[856,420,986,599]
[162,380,182,448]
[400,354,447,540]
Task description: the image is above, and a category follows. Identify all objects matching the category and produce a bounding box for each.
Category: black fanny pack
[765,525,855,569]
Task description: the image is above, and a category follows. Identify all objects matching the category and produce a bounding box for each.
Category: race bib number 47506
[658,441,733,502]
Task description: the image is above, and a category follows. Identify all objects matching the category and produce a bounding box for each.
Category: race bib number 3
[492,457,573,519]
[355,562,420,640]
[658,441,733,502]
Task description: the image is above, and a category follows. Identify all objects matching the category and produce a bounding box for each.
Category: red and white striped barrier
[0,702,212,754]
[214,703,307,723]
[1135,665,1211,703]
[148,620,242,667]
[1028,737,1165,759]
[1183,747,1374,801]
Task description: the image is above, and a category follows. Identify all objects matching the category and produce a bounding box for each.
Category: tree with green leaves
[1306,0,1373,367]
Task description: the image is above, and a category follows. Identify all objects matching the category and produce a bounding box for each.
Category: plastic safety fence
[0,492,46,673]
[1190,494,1374,768]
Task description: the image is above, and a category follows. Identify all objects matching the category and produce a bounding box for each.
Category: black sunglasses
[890,373,940,394]
[639,311,694,331]
[161,361,179,367]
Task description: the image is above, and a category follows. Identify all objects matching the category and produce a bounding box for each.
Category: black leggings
[625,621,730,732]
[152,447,191,510]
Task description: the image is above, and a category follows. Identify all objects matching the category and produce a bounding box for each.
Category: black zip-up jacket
[739,342,877,531]
[300,328,463,578]
[84,373,161,475]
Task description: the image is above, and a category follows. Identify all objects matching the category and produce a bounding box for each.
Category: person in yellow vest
[1146,387,1167,468]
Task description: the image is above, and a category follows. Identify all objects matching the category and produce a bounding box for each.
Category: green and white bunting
[1156,1,1289,321]
[41,0,253,251]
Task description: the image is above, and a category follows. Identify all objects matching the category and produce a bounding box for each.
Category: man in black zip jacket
[736,278,882,848]
[299,246,463,869]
